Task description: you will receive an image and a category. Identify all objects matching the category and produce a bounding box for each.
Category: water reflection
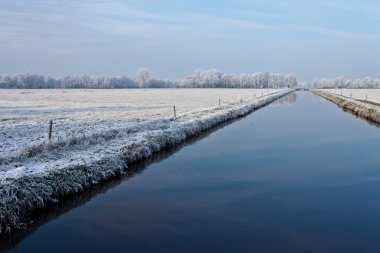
[0,93,282,251]
[313,93,380,128]
[7,92,380,253]
[271,92,297,105]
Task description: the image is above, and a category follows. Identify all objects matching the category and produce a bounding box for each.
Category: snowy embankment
[313,89,380,124]
[0,89,292,234]
[321,89,380,104]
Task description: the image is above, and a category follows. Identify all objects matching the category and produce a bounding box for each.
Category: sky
[0,0,379,81]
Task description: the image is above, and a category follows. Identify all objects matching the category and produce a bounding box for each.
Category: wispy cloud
[284,24,380,42]
[0,0,379,79]
[316,27,380,41]
[0,0,272,46]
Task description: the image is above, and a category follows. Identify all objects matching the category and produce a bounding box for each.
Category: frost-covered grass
[321,89,380,104]
[314,89,380,125]
[0,88,291,234]
[0,89,281,159]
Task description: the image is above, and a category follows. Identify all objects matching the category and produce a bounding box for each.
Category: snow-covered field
[0,89,281,159]
[0,88,291,233]
[0,88,281,121]
[321,89,380,104]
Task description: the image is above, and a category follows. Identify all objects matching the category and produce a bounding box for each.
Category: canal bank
[3,92,380,253]
[313,89,380,126]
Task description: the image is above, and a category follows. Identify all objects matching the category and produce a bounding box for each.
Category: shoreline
[0,89,294,235]
[312,90,380,126]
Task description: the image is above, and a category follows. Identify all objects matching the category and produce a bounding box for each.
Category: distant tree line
[311,77,380,89]
[0,68,297,89]
[180,69,297,88]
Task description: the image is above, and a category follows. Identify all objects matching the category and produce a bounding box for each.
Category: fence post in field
[366,94,367,101]
[219,98,220,106]
[48,120,53,140]
[173,105,176,118]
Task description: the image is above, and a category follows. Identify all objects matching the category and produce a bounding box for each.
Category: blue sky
[1,0,379,81]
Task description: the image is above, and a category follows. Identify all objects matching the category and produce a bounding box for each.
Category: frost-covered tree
[135,68,152,88]
[179,69,297,89]
[311,76,380,89]
[0,69,298,89]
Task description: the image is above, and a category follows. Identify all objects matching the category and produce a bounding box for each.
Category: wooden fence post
[48,120,53,139]
[219,98,220,106]
[173,105,176,118]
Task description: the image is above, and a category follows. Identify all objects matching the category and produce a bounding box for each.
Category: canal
[3,91,380,253]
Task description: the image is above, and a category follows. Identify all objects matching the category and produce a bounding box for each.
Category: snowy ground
[321,89,380,104]
[0,89,282,160]
[0,88,292,233]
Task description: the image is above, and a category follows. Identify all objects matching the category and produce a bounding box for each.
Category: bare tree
[0,69,301,89]
[135,68,152,88]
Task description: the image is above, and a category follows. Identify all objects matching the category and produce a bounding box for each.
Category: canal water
[4,92,380,253]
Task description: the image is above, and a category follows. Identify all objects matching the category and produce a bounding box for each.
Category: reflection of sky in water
[271,92,297,106]
[7,92,380,253]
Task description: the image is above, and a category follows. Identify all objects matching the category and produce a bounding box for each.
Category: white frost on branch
[311,76,380,89]
[0,69,297,89]
[135,68,152,88]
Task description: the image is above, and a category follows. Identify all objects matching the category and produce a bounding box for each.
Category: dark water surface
[5,92,380,253]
